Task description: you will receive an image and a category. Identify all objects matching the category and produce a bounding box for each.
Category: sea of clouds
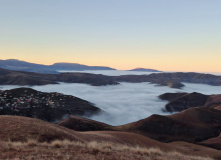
[58,70,159,76]
[58,70,221,76]
[0,70,221,126]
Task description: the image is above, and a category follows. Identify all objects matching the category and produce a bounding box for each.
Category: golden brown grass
[0,139,214,160]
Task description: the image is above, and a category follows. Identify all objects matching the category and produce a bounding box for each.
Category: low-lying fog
[58,70,221,76]
[58,70,160,76]
[1,80,221,125]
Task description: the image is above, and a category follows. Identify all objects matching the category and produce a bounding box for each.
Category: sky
[0,0,221,72]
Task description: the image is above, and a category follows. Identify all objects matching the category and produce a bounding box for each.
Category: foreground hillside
[57,106,221,159]
[0,140,213,160]
[0,115,221,160]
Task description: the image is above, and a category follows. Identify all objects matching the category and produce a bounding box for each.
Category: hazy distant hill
[0,59,115,73]
[0,59,58,74]
[49,62,116,71]
[128,68,161,72]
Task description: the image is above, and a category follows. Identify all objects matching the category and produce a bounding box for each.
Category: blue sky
[0,0,221,71]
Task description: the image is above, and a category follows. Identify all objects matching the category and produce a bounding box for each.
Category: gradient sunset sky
[0,0,220,72]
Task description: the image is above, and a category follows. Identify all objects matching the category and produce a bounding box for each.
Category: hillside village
[0,88,100,122]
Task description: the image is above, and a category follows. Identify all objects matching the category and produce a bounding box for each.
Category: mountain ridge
[0,59,116,74]
[1,67,221,88]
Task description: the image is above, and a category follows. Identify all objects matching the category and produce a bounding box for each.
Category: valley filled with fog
[0,70,221,125]
[58,70,159,76]
[58,70,221,76]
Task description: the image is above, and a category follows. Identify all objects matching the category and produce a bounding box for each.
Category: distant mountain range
[0,59,116,74]
[128,68,161,72]
[0,59,161,74]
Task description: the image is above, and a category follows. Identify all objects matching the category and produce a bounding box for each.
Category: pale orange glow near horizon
[1,1,221,73]
[1,50,220,72]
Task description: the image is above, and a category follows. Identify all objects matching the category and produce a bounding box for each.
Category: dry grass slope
[1,140,214,160]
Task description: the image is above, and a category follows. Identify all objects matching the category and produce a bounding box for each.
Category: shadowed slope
[159,92,221,112]
[0,68,57,85]
[200,134,221,150]
[165,92,209,112]
[58,115,113,131]
[59,107,221,145]
[120,107,221,143]
[0,115,165,148]
[0,67,118,86]
[57,72,119,86]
